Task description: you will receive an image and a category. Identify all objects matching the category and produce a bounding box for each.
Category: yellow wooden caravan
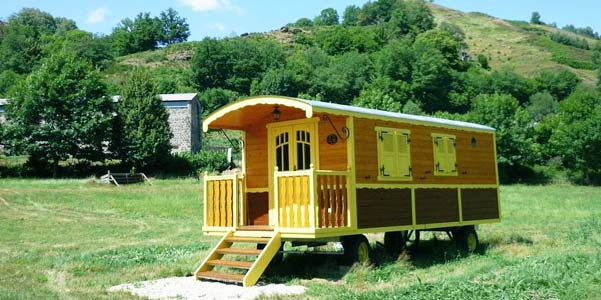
[195,96,500,286]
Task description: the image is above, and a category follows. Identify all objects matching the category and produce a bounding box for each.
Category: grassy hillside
[1,179,600,299]
[104,3,599,86]
[429,4,597,84]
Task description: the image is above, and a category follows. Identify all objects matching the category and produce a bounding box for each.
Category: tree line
[1,0,601,184]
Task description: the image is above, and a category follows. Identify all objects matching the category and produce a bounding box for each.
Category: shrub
[164,151,231,176]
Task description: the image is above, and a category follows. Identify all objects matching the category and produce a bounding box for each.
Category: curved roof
[203,96,495,132]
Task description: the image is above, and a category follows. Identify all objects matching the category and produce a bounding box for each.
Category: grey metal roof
[0,99,8,106]
[111,93,198,102]
[159,93,198,101]
[302,98,496,132]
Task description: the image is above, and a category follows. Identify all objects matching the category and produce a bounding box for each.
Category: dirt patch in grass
[109,276,305,300]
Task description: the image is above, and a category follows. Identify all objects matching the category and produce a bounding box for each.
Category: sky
[1,0,600,41]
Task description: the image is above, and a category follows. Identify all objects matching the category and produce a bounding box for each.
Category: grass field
[1,179,600,300]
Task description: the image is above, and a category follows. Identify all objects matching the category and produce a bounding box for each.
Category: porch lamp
[272,105,281,121]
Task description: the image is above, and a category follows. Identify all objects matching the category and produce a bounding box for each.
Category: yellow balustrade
[274,168,349,229]
[203,173,244,228]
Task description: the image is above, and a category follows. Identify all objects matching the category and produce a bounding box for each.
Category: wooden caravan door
[273,125,313,171]
[267,119,318,225]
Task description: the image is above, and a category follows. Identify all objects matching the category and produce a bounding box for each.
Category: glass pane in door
[276,132,290,171]
[295,130,311,170]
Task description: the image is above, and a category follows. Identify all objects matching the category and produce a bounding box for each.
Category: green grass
[1,180,600,299]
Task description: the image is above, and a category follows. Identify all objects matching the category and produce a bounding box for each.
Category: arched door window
[296,130,311,170]
[275,132,290,171]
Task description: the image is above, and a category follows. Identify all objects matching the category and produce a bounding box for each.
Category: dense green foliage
[549,31,589,50]
[314,8,340,26]
[562,24,600,40]
[0,8,77,74]
[112,8,189,55]
[114,69,173,169]
[2,0,601,183]
[2,52,112,177]
[549,87,601,184]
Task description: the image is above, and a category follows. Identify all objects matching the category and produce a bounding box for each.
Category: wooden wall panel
[461,188,499,221]
[354,118,497,185]
[415,188,459,224]
[246,192,269,225]
[317,114,348,171]
[356,188,412,228]
[245,124,268,188]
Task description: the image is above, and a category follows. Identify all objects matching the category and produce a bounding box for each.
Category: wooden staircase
[195,231,281,287]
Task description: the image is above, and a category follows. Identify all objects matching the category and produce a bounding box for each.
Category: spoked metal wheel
[456,226,479,253]
[341,235,371,265]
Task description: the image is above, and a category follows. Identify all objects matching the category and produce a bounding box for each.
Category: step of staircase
[206,259,253,269]
[196,271,244,283]
[225,236,271,243]
[195,231,281,287]
[216,248,262,256]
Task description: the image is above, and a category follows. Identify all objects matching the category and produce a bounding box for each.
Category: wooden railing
[316,170,348,228]
[274,169,313,228]
[274,167,349,229]
[203,173,244,228]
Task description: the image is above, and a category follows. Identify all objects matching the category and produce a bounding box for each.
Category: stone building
[0,94,202,154]
[159,93,202,153]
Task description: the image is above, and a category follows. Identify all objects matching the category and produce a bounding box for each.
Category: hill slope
[429,4,597,84]
[106,3,599,86]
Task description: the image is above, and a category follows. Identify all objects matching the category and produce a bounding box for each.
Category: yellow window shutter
[447,137,457,173]
[379,131,398,177]
[396,133,411,177]
[433,136,445,173]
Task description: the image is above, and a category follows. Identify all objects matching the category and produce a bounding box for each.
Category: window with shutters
[432,133,458,176]
[375,127,412,181]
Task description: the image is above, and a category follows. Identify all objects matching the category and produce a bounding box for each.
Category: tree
[476,54,490,70]
[533,70,580,100]
[374,39,413,82]
[357,0,397,25]
[0,8,66,74]
[314,8,339,26]
[250,68,298,97]
[352,88,401,112]
[402,99,424,115]
[158,8,190,45]
[43,30,113,69]
[115,69,172,169]
[550,87,601,184]
[468,94,536,171]
[410,46,453,112]
[488,66,532,104]
[527,92,557,122]
[112,12,162,55]
[413,29,464,69]
[190,37,286,94]
[530,12,542,25]
[54,17,77,34]
[2,52,112,177]
[388,0,435,36]
[314,26,380,55]
[294,18,313,27]
[198,88,240,117]
[342,5,360,26]
[0,70,22,97]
